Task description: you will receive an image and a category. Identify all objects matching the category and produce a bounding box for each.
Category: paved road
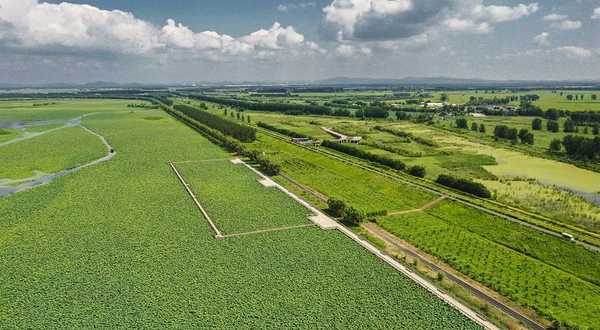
[259,129,600,252]
[279,171,547,330]
[364,223,547,330]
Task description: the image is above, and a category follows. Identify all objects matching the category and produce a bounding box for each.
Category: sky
[0,0,599,84]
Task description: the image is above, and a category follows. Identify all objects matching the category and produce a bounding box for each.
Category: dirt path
[256,128,600,252]
[388,196,446,216]
[168,161,223,238]
[0,113,99,147]
[0,115,116,199]
[362,222,546,330]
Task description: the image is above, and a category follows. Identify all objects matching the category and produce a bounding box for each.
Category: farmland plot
[176,161,312,234]
[378,212,600,330]
[0,126,107,180]
[0,102,482,329]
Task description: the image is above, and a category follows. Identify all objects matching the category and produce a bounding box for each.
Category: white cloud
[278,2,316,12]
[553,46,592,59]
[445,18,491,33]
[0,1,319,60]
[319,0,538,41]
[543,13,568,21]
[592,7,600,19]
[334,44,373,57]
[534,32,550,45]
[551,20,582,30]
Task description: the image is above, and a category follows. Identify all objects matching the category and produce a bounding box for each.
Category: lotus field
[0,101,482,329]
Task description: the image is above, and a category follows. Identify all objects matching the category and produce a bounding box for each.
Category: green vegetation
[254,134,435,213]
[0,102,481,329]
[173,104,256,142]
[0,126,106,180]
[176,161,311,234]
[435,174,491,198]
[378,211,599,330]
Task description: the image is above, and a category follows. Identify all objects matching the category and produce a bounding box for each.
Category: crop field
[377,211,600,330]
[195,102,600,233]
[175,161,312,234]
[0,126,107,180]
[251,134,435,213]
[425,200,600,285]
[0,100,482,329]
[0,99,142,121]
[421,90,600,112]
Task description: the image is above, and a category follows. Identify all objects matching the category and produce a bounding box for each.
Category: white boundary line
[230,158,500,330]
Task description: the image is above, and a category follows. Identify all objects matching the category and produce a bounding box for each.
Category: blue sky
[0,0,599,84]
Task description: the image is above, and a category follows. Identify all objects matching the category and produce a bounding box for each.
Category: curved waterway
[0,114,115,199]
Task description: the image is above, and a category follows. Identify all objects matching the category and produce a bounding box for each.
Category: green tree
[593,125,599,135]
[327,197,346,217]
[479,124,486,133]
[223,109,228,116]
[247,116,251,123]
[563,119,576,133]
[547,120,559,133]
[507,128,518,141]
[532,118,542,130]
[407,166,427,178]
[567,94,573,101]
[471,122,479,131]
[592,94,597,101]
[355,109,364,118]
[456,118,468,129]
[545,108,559,120]
[549,139,562,152]
[236,112,241,120]
[344,206,366,225]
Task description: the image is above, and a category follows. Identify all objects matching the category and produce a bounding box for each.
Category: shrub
[456,118,468,129]
[547,120,559,133]
[344,206,366,225]
[408,165,427,178]
[328,197,347,217]
[321,140,406,171]
[532,118,542,130]
[435,174,492,198]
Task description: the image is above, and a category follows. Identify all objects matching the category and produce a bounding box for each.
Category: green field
[176,161,311,234]
[252,134,435,213]
[0,126,107,180]
[377,211,600,330]
[0,101,482,329]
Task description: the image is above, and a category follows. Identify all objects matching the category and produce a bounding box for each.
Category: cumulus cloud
[543,13,568,21]
[319,0,538,41]
[534,32,550,45]
[592,8,600,19]
[551,20,582,30]
[0,0,319,60]
[278,2,316,12]
[553,46,592,59]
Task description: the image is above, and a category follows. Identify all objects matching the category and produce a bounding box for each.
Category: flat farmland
[0,100,482,329]
[377,211,600,330]
[176,160,312,234]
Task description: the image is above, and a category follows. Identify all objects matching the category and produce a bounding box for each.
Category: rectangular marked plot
[176,161,312,234]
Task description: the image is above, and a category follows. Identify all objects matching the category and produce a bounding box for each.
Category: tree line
[163,103,281,175]
[187,94,337,116]
[173,104,256,142]
[257,122,312,139]
[435,174,492,198]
